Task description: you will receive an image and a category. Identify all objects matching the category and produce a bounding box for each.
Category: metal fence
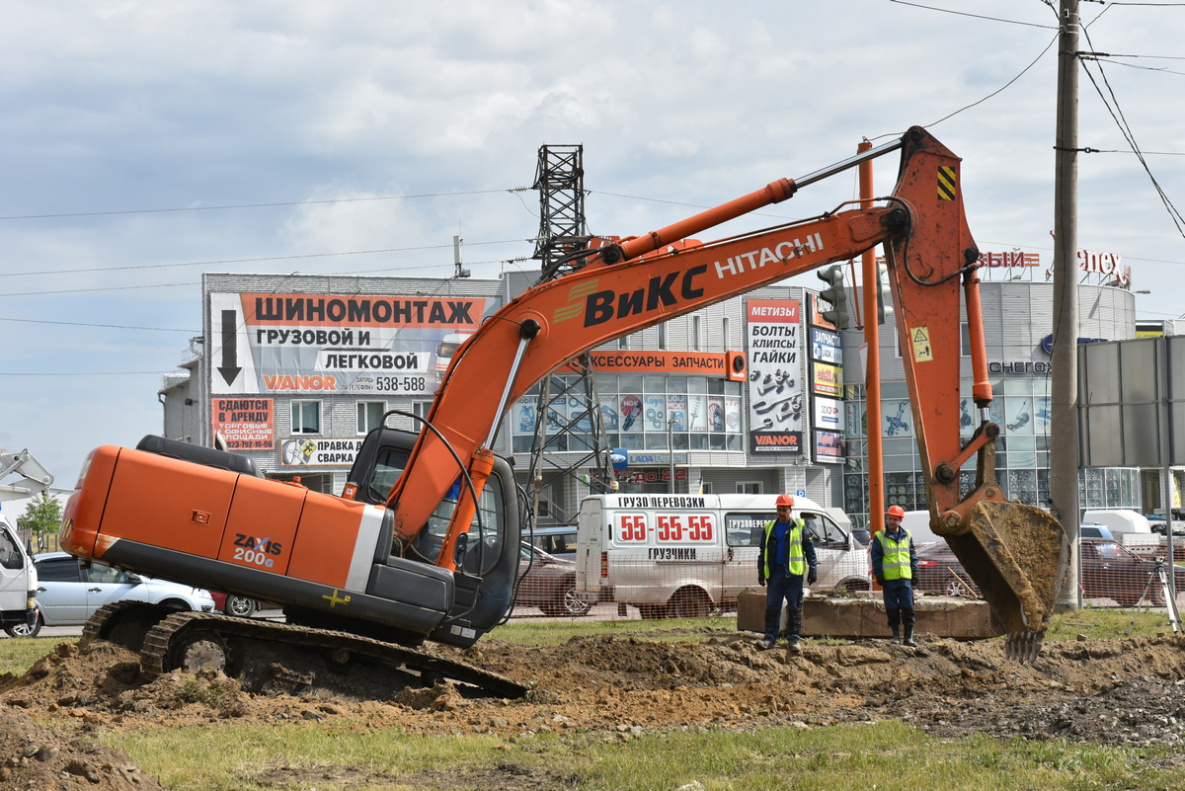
[509,536,1185,621]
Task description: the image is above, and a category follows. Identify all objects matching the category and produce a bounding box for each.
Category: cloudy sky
[1,1,1182,514]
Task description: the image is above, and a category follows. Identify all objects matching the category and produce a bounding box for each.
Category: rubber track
[84,604,528,699]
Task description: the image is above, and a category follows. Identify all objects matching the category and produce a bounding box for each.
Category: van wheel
[667,589,711,619]
[638,605,665,620]
[4,613,42,638]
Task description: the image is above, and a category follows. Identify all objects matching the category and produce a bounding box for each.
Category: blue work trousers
[763,564,805,642]
[882,578,915,612]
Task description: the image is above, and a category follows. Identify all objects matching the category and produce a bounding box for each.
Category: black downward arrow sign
[218,309,242,386]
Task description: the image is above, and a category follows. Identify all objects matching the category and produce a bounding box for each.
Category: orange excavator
[59,127,1067,697]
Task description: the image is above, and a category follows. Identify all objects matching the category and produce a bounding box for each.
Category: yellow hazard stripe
[938,166,957,201]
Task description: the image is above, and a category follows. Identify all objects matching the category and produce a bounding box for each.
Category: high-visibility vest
[877,529,913,580]
[763,519,806,577]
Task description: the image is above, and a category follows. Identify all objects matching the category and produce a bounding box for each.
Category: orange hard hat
[775,494,794,508]
[886,505,905,519]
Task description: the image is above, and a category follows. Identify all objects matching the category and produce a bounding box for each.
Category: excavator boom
[390,126,1068,656]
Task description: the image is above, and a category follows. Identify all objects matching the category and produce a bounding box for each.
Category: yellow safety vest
[877,529,913,581]
[763,518,806,577]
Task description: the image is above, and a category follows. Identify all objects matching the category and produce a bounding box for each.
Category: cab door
[0,522,31,615]
[800,511,864,591]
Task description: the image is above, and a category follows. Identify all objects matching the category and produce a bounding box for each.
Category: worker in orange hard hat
[757,494,817,653]
[872,504,919,647]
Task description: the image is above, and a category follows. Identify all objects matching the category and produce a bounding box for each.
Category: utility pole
[1051,0,1081,609]
[858,141,885,541]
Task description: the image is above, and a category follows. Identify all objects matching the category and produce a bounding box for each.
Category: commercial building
[160,254,1148,529]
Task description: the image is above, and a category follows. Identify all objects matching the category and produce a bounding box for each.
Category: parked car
[210,591,270,618]
[914,539,1185,607]
[524,525,579,560]
[8,552,214,637]
[1079,523,1115,541]
[914,542,980,598]
[515,543,591,617]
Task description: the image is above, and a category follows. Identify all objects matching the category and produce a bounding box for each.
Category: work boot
[890,625,902,645]
[758,637,775,651]
[787,636,802,654]
[903,609,917,646]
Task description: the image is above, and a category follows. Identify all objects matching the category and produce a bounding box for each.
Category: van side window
[725,513,774,547]
[801,513,847,549]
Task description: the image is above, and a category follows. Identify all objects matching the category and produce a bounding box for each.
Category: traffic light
[817,265,850,330]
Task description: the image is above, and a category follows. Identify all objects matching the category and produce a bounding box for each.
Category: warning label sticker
[911,327,933,362]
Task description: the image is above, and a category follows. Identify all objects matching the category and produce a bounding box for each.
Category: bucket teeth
[1005,630,1043,663]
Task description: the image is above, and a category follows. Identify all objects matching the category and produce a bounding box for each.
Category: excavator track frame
[82,602,528,699]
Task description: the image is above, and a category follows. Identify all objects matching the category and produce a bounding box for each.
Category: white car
[6,552,214,637]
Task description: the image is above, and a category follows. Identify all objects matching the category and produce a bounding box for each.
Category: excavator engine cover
[943,501,1068,661]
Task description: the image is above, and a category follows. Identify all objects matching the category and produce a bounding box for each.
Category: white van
[1081,509,1154,539]
[900,510,943,545]
[0,512,38,636]
[574,493,870,619]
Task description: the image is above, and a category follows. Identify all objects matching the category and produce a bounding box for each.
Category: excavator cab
[345,425,521,643]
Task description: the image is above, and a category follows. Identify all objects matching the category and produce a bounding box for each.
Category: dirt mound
[3,631,1185,786]
[0,705,165,790]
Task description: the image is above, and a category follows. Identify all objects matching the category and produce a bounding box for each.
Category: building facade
[159,269,1147,529]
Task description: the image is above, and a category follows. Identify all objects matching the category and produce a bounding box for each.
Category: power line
[1080,25,1185,238]
[0,238,529,279]
[888,0,1057,28]
[0,254,523,298]
[0,370,176,377]
[925,31,1058,129]
[0,316,196,332]
[0,188,530,222]
[1089,56,1185,77]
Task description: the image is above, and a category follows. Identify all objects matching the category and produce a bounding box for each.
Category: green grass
[488,607,1178,647]
[0,636,56,676]
[7,610,1185,789]
[101,719,1185,791]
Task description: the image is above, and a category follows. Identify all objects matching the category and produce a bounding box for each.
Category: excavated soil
[3,632,1185,788]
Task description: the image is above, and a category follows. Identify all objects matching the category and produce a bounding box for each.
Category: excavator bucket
[942,501,1069,662]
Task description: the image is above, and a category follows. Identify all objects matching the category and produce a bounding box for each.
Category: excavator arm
[387,126,1069,657]
[0,449,54,503]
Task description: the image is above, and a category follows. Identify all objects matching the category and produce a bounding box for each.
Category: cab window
[369,447,409,503]
[0,527,22,570]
